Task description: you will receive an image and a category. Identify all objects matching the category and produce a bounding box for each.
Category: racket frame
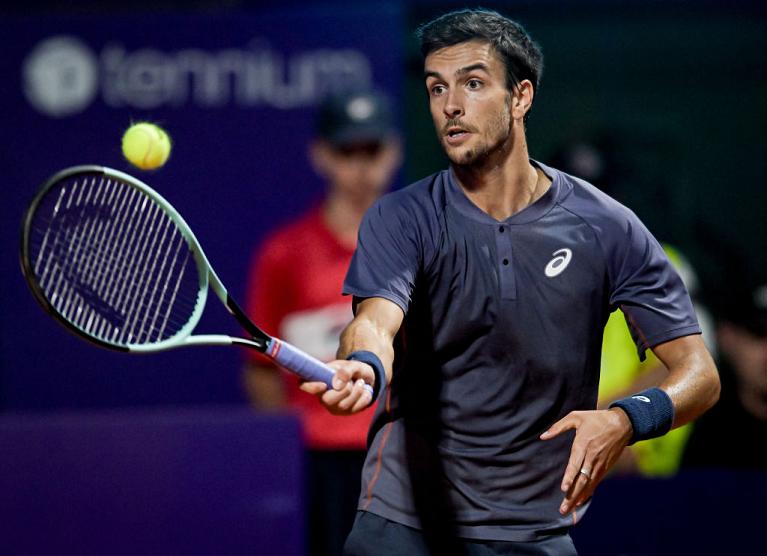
[20,165,268,354]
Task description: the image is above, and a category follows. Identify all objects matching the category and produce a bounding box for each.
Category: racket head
[20,165,209,352]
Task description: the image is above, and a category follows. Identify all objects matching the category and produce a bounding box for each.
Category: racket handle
[267,339,375,397]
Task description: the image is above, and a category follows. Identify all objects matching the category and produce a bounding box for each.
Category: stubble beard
[443,96,513,169]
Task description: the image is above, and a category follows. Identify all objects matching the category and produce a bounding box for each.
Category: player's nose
[442,89,464,119]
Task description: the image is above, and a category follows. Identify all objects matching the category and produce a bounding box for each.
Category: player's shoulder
[371,170,449,221]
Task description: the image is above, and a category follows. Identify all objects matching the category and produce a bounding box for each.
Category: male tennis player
[301,8,720,555]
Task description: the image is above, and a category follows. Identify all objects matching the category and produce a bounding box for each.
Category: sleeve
[243,235,292,366]
[343,195,423,314]
[608,213,701,360]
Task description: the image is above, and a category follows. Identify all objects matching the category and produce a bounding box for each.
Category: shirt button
[499,226,505,233]
[502,258,509,266]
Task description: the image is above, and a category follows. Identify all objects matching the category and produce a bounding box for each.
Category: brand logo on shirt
[544,248,572,278]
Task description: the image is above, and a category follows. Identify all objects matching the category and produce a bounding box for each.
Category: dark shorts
[343,511,578,556]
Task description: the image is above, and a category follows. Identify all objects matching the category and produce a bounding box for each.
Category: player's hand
[299,359,375,415]
[540,408,633,515]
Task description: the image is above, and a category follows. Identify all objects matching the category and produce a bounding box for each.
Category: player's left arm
[651,333,720,426]
[542,333,719,515]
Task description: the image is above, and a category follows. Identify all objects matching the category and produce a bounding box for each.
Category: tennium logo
[22,35,373,117]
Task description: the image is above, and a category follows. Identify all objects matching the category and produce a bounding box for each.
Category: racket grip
[267,339,375,396]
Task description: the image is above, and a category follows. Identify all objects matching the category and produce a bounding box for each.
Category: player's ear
[511,80,534,121]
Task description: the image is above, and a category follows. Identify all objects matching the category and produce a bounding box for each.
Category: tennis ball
[122,122,171,170]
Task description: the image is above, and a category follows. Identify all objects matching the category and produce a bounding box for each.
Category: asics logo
[544,248,572,278]
[632,395,651,403]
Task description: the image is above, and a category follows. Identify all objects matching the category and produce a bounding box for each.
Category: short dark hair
[416,8,543,98]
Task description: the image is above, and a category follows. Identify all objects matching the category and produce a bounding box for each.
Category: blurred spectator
[598,245,716,475]
[242,88,402,556]
[547,133,627,195]
[682,279,767,469]
[549,134,716,476]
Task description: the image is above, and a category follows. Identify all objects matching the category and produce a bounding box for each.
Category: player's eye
[429,84,446,96]
[466,79,482,90]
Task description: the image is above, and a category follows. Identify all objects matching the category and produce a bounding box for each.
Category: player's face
[424,41,516,167]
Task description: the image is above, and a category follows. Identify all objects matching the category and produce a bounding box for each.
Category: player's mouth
[445,127,471,146]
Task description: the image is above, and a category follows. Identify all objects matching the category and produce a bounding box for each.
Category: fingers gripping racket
[20,165,371,396]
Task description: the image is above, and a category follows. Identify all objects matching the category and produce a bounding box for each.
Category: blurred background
[1,1,765,555]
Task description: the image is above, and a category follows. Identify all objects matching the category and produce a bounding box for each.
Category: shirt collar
[445,159,561,225]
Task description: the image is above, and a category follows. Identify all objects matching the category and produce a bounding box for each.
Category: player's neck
[452,142,550,221]
[322,189,374,249]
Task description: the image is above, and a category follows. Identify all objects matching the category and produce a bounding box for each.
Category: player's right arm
[300,297,404,415]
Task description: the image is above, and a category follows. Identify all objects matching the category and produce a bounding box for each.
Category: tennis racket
[20,165,371,395]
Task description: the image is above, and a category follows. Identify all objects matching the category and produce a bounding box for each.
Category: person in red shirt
[243,89,401,556]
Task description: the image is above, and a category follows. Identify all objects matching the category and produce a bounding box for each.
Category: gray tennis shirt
[343,161,700,542]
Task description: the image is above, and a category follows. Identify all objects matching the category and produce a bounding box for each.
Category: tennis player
[301,8,721,555]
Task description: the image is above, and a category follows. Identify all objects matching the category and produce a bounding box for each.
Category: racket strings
[73,182,198,343]
[27,174,201,346]
[34,179,198,344]
[45,180,195,342]
[32,181,183,343]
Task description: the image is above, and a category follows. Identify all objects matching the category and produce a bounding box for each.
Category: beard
[439,95,513,168]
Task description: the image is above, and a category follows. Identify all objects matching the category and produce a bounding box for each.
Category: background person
[683,276,767,469]
[242,88,402,556]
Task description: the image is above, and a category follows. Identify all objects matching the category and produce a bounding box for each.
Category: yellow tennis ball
[121,122,171,170]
